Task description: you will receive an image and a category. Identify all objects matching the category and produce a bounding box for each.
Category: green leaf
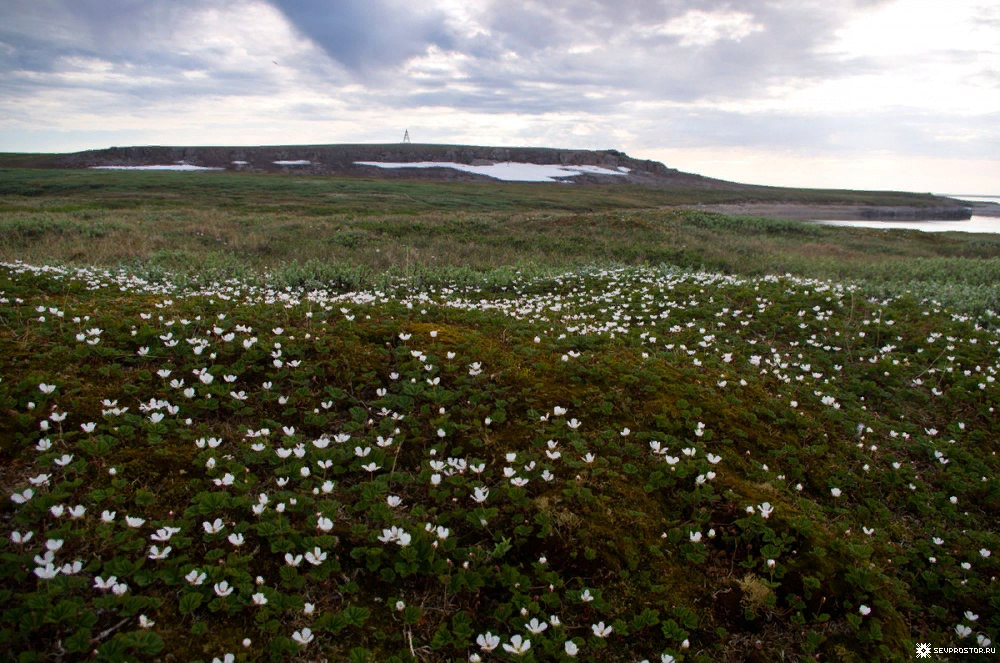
[179,592,203,615]
[65,628,92,654]
[343,605,370,627]
[430,624,452,649]
[630,608,660,631]
[349,648,372,663]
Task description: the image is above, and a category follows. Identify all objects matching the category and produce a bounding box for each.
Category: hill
[0,144,971,219]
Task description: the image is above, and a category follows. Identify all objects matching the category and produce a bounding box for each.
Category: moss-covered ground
[1,260,998,662]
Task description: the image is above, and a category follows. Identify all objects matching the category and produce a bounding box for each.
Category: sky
[1,0,998,193]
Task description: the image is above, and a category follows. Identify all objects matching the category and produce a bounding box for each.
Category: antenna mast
[403,129,411,144]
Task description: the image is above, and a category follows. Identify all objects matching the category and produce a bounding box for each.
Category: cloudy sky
[1,0,997,192]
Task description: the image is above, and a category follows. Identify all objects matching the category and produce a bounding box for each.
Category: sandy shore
[680,202,996,221]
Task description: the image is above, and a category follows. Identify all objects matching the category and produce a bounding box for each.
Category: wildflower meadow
[1,171,998,662]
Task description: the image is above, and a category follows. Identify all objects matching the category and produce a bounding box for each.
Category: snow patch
[90,165,223,171]
[232,160,248,165]
[273,160,311,166]
[354,161,628,182]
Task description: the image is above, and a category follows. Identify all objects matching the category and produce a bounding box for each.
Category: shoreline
[681,202,1000,221]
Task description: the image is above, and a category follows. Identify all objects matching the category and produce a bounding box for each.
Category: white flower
[580,589,594,602]
[214,580,234,597]
[955,624,972,638]
[34,564,58,579]
[252,592,268,606]
[11,488,34,504]
[68,504,86,519]
[303,602,315,614]
[10,531,33,544]
[39,383,56,394]
[758,502,774,519]
[502,634,531,655]
[138,614,155,628]
[94,575,118,590]
[284,553,303,567]
[477,632,500,652]
[567,418,581,429]
[203,518,225,534]
[964,611,979,622]
[515,617,545,636]
[53,454,74,467]
[689,531,702,543]
[591,621,612,637]
[305,547,327,565]
[292,628,314,646]
[148,545,171,560]
[830,487,842,498]
[185,569,207,585]
[228,533,245,546]
[564,640,579,656]
[980,548,991,558]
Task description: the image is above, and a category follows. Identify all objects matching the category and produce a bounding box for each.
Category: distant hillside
[37,143,744,187]
[0,143,972,217]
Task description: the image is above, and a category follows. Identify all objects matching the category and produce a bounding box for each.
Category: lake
[815,195,1000,234]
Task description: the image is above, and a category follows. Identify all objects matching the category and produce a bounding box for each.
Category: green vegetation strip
[1,169,998,313]
[1,261,998,662]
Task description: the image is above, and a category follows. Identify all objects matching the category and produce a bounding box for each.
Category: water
[814,194,1000,234]
[816,216,998,233]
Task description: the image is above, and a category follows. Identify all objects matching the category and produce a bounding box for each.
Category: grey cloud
[0,0,311,109]
[476,0,877,97]
[268,0,455,72]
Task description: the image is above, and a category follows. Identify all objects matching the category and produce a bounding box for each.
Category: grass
[0,169,997,311]
[1,170,999,662]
